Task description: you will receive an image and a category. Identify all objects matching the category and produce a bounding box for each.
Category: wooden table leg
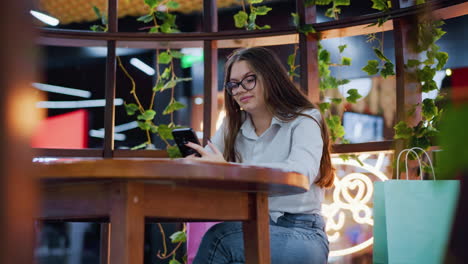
[243,193,271,264]
[100,223,110,264]
[109,182,145,264]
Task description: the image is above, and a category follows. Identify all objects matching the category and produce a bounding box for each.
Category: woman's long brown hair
[223,47,335,188]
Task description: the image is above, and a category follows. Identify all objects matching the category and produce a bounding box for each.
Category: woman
[185,47,334,264]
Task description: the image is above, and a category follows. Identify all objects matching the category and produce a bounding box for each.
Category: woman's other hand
[185,141,227,163]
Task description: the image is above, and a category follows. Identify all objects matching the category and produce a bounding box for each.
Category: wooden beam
[203,0,218,144]
[103,0,118,158]
[297,0,319,103]
[392,0,422,178]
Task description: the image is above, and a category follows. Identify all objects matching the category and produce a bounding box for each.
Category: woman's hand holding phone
[185,141,227,163]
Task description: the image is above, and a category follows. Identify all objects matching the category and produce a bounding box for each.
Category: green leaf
[422,98,438,120]
[131,142,148,150]
[167,144,182,158]
[331,98,343,104]
[169,259,181,264]
[298,24,316,35]
[144,0,159,9]
[394,121,412,139]
[163,100,185,115]
[158,52,172,64]
[326,115,345,141]
[155,11,168,20]
[338,44,347,53]
[417,66,436,82]
[161,67,171,79]
[287,53,296,67]
[163,80,177,90]
[335,0,350,5]
[291,13,299,27]
[124,103,139,116]
[137,14,154,23]
[362,60,379,75]
[170,230,187,243]
[158,124,173,140]
[319,102,330,113]
[137,110,156,121]
[406,59,421,68]
[149,27,158,33]
[324,8,335,18]
[171,50,185,59]
[341,57,351,66]
[166,1,180,9]
[254,6,272,16]
[371,0,389,11]
[249,0,263,3]
[381,61,395,78]
[316,0,333,5]
[92,6,102,20]
[373,48,390,62]
[160,22,172,33]
[435,51,448,70]
[90,25,106,32]
[234,11,248,28]
[337,79,350,85]
[256,24,271,30]
[319,49,331,64]
[150,123,158,133]
[346,89,362,103]
[153,82,164,92]
[137,121,151,131]
[422,79,438,93]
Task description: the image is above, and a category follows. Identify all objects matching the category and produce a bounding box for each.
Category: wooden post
[392,0,421,176]
[296,0,320,103]
[203,0,219,144]
[0,0,39,263]
[104,0,118,158]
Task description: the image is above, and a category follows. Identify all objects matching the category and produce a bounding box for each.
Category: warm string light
[325,152,390,257]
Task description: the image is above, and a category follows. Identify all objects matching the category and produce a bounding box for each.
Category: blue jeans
[193,213,329,264]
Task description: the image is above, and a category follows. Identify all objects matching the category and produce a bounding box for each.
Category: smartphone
[172,128,202,157]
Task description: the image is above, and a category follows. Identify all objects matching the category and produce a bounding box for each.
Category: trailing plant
[292,11,363,165]
[362,0,395,79]
[137,0,181,33]
[91,6,190,157]
[120,49,191,156]
[393,18,448,150]
[233,0,272,30]
[156,223,187,264]
[305,0,351,20]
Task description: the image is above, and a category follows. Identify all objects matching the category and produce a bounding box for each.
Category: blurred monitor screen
[342,112,384,143]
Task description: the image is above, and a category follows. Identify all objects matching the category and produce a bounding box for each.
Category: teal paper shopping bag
[373,148,460,264]
[373,181,388,264]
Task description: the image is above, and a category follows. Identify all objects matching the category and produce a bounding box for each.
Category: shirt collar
[240,113,285,140]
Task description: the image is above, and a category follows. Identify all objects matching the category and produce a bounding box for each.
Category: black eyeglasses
[224,75,257,96]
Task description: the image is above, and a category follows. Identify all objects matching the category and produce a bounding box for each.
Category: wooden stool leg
[243,193,271,264]
[109,182,145,264]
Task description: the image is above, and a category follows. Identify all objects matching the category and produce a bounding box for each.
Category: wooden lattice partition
[35,0,468,159]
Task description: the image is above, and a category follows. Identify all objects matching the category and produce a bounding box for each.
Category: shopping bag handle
[396,147,436,180]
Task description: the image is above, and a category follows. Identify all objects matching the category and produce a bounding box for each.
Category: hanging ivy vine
[233,0,272,30]
[91,3,191,159]
[394,18,448,150]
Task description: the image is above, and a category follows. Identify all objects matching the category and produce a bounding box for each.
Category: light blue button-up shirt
[210,108,324,222]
